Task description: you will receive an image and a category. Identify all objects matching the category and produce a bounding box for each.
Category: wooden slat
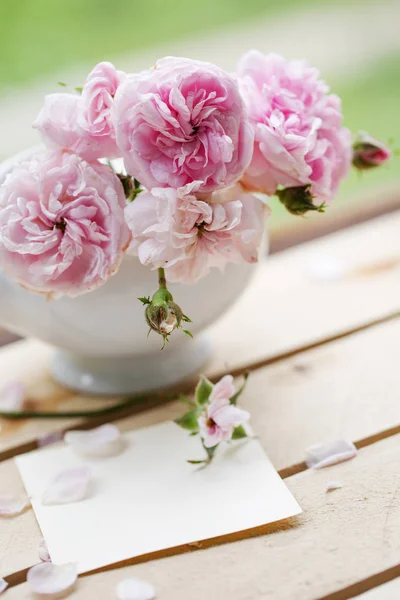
[1,319,400,580]
[4,435,400,599]
[0,340,131,458]
[353,578,400,599]
[208,210,400,376]
[120,317,400,472]
[0,212,400,458]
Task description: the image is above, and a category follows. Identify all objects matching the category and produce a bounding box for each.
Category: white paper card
[16,422,301,574]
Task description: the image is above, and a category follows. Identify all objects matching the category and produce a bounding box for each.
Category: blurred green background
[0,0,398,229]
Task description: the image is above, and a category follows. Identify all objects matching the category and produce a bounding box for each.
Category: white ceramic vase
[0,150,266,395]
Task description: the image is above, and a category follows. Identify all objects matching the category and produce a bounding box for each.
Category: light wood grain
[1,318,400,579]
[119,318,400,471]
[208,210,400,376]
[354,578,400,599]
[0,459,41,577]
[0,212,400,458]
[0,339,129,457]
[5,435,400,600]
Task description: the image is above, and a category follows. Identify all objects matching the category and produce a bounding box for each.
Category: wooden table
[1,211,399,600]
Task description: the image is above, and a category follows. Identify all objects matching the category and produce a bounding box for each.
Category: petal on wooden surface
[0,493,30,517]
[27,562,78,596]
[305,439,358,469]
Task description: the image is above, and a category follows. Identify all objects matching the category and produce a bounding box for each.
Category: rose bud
[276,185,325,216]
[352,131,392,170]
[140,286,185,348]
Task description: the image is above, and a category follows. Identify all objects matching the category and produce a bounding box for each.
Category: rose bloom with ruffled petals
[34,62,125,161]
[0,151,130,298]
[198,375,250,448]
[114,56,254,193]
[238,51,352,203]
[125,182,267,284]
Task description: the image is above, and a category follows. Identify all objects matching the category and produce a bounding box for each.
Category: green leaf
[205,444,218,461]
[230,372,249,406]
[183,329,193,338]
[231,425,248,440]
[57,81,67,87]
[195,375,213,406]
[138,296,151,305]
[182,314,192,323]
[75,86,83,93]
[174,408,200,432]
[189,431,199,436]
[187,459,206,465]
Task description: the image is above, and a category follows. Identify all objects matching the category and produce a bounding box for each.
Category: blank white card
[16,421,301,574]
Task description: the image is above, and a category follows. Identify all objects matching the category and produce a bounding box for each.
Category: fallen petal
[0,493,30,517]
[0,578,8,595]
[0,381,26,412]
[42,467,91,505]
[116,578,156,600]
[27,562,77,596]
[325,481,343,493]
[306,439,358,469]
[39,537,51,562]
[38,431,64,448]
[64,424,125,458]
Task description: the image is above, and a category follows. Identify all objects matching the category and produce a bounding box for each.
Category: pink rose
[352,131,392,170]
[238,51,352,203]
[0,151,129,297]
[33,62,124,160]
[124,182,267,284]
[198,375,250,448]
[114,56,254,193]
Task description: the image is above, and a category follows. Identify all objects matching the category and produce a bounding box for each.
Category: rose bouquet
[0,52,390,347]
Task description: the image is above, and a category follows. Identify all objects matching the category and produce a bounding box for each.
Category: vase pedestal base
[51,336,212,396]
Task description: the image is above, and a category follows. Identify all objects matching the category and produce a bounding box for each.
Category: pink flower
[352,131,392,170]
[114,56,254,193]
[238,51,352,203]
[33,62,124,160]
[124,182,267,284]
[0,151,129,297]
[198,375,250,448]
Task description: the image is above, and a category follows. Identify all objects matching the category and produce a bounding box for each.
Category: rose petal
[305,440,358,469]
[42,467,91,505]
[325,481,343,493]
[64,424,124,458]
[27,562,78,596]
[39,537,51,562]
[38,431,64,448]
[0,493,30,517]
[116,578,156,600]
[0,578,8,595]
[0,381,26,412]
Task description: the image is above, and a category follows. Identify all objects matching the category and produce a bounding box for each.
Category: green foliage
[174,408,200,432]
[231,425,248,440]
[195,375,213,406]
[0,0,368,91]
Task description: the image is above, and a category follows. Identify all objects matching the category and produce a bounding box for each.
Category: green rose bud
[276,185,325,216]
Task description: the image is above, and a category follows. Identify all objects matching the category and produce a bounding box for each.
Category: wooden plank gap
[212,310,400,382]
[1,310,399,465]
[315,566,400,600]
